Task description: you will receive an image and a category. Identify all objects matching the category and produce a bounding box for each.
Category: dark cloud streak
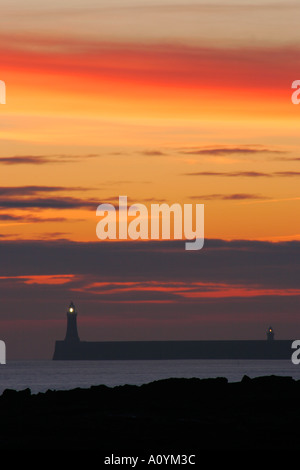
[0,155,100,165]
[0,214,70,223]
[189,193,269,201]
[0,186,91,196]
[184,171,300,178]
[0,197,97,210]
[0,239,298,290]
[180,146,286,157]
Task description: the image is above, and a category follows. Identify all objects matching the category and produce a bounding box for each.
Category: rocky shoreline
[0,375,299,450]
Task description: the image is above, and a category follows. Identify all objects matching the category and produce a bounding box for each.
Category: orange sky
[0,2,300,244]
[0,1,300,358]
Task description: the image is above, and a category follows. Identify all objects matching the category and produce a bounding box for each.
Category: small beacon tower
[267,326,274,341]
[65,301,80,343]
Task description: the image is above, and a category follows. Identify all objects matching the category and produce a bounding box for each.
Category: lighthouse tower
[64,301,80,342]
[267,326,274,341]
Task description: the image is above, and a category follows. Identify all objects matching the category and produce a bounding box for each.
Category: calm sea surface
[0,360,299,395]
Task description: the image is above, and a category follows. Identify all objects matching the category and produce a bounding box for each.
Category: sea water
[0,359,299,395]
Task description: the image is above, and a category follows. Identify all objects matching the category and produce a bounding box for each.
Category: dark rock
[0,376,299,450]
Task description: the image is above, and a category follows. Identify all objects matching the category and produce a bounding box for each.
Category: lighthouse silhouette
[267,326,274,341]
[64,301,80,342]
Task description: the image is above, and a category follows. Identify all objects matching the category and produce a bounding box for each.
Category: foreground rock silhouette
[0,375,299,450]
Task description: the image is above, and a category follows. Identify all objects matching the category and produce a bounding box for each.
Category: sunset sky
[0,0,300,359]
